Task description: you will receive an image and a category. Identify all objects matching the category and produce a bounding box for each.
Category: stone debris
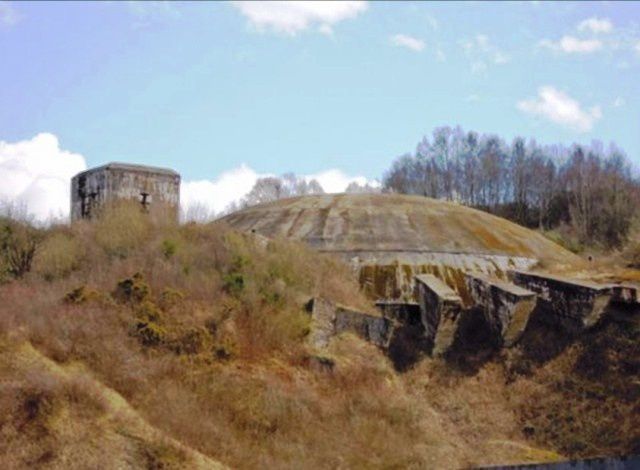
[414,274,463,357]
[509,270,612,330]
[465,273,537,347]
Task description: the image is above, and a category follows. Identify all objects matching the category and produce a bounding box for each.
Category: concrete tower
[70,162,180,221]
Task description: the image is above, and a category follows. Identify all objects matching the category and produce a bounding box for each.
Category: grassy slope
[0,204,637,469]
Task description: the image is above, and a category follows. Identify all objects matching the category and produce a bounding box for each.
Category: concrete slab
[509,270,612,329]
[335,306,393,348]
[465,273,537,347]
[306,298,393,348]
[414,274,463,356]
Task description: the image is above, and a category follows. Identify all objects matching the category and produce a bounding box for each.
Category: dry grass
[0,203,638,469]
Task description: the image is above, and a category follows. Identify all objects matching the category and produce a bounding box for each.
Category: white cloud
[390,34,425,52]
[230,1,368,36]
[181,164,269,218]
[577,17,613,34]
[539,35,603,54]
[0,133,87,222]
[0,134,378,223]
[636,41,640,53]
[517,86,602,133]
[182,165,378,220]
[0,1,19,27]
[317,23,334,36]
[303,169,378,193]
[461,34,509,72]
[612,97,625,108]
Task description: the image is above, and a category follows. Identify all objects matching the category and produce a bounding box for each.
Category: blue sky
[1,1,639,220]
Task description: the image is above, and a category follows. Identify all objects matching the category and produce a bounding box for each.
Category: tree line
[383,126,639,248]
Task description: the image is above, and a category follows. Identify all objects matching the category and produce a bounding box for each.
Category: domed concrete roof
[221,193,578,266]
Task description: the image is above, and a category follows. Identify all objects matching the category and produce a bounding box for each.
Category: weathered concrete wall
[71,163,180,221]
[306,298,393,348]
[414,274,463,356]
[510,270,612,331]
[306,298,337,349]
[465,273,537,347]
[335,306,393,347]
[375,300,421,325]
[356,252,538,303]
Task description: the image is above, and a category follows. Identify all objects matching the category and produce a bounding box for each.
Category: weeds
[0,204,637,468]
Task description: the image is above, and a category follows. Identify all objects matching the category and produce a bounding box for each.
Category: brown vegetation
[0,203,638,468]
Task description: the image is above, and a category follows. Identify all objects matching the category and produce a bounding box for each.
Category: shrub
[34,232,83,281]
[63,286,103,305]
[170,327,210,355]
[222,272,244,296]
[161,239,178,260]
[0,218,39,279]
[134,320,166,347]
[159,288,185,311]
[94,202,150,258]
[135,300,164,323]
[113,273,150,304]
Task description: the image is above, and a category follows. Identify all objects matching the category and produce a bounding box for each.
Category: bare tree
[383,125,639,247]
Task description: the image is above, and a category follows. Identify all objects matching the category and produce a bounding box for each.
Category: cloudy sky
[1,1,639,221]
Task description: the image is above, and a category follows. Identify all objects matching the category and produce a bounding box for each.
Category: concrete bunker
[221,193,580,299]
[70,162,181,222]
[221,194,638,358]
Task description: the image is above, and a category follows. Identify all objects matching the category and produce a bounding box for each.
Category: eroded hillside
[0,205,638,469]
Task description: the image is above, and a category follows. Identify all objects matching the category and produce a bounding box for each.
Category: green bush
[223,272,245,296]
[161,239,178,259]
